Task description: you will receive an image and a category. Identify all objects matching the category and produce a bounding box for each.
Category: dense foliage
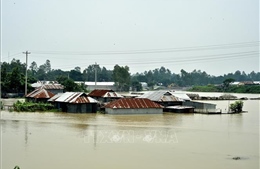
[13,100,56,112]
[1,58,260,94]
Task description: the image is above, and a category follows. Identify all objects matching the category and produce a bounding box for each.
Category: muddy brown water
[1,97,259,169]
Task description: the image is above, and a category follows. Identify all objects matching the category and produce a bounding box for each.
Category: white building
[75,81,117,91]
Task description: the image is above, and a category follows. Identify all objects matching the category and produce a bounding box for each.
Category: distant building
[82,82,117,91]
[104,98,163,114]
[31,81,64,94]
[48,92,98,113]
[140,82,149,90]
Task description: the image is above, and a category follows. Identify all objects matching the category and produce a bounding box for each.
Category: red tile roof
[26,88,54,99]
[105,98,163,109]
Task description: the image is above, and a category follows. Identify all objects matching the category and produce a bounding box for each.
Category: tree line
[1,58,260,94]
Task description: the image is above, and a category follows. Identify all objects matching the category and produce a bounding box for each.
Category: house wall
[67,103,97,113]
[105,108,163,114]
[157,101,182,107]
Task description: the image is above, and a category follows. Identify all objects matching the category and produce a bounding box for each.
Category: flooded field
[1,98,259,169]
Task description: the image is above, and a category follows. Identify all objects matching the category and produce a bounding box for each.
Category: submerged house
[48,92,98,113]
[88,89,123,104]
[26,88,55,103]
[104,98,163,114]
[138,91,194,113]
[183,101,218,114]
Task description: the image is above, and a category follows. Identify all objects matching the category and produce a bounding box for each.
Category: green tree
[29,61,38,76]
[223,78,235,92]
[230,100,243,113]
[131,77,142,91]
[113,64,131,91]
[57,76,85,92]
[69,67,83,81]
[1,66,8,94]
[8,67,24,93]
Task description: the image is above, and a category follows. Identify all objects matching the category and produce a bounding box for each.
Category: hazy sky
[1,0,259,76]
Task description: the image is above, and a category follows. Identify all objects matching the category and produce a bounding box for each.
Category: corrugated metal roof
[169,92,191,101]
[105,98,163,109]
[26,88,54,99]
[88,89,122,98]
[48,93,64,102]
[50,92,98,103]
[103,92,123,98]
[40,84,64,90]
[88,89,112,97]
[138,91,181,102]
[31,81,64,89]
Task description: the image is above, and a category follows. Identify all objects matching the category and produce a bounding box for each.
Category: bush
[13,101,56,112]
[229,100,243,113]
[0,101,3,110]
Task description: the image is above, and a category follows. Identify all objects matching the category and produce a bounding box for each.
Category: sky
[1,0,259,76]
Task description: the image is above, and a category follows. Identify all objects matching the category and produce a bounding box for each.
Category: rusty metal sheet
[26,88,54,99]
[36,84,64,90]
[88,89,123,98]
[88,89,112,97]
[105,98,163,109]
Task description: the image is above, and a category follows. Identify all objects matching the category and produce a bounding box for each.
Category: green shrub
[13,101,56,112]
[229,100,243,113]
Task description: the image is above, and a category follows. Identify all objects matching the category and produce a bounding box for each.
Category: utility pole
[23,51,31,96]
[94,62,97,88]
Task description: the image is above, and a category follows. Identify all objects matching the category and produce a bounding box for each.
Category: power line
[47,50,258,70]
[1,52,23,60]
[30,41,259,56]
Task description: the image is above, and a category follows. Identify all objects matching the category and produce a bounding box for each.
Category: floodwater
[1,94,259,169]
